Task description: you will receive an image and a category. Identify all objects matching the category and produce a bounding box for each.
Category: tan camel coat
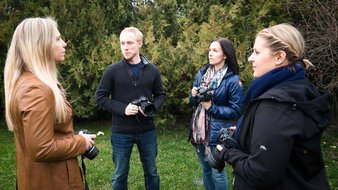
[11,72,86,190]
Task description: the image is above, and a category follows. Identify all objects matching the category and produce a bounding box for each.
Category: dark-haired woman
[189,38,244,190]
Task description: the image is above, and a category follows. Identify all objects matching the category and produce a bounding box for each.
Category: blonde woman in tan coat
[4,17,96,190]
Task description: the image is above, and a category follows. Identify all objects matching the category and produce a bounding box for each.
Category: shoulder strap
[81,156,90,190]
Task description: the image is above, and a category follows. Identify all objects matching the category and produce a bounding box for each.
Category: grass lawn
[0,121,337,189]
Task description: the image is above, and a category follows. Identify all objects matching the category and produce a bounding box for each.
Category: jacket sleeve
[224,101,302,187]
[95,65,127,116]
[20,84,86,162]
[207,76,243,120]
[151,67,166,111]
[189,71,202,106]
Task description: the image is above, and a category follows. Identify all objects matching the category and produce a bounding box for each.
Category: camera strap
[81,156,90,190]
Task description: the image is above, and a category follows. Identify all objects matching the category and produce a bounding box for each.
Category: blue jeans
[196,144,228,190]
[110,130,159,190]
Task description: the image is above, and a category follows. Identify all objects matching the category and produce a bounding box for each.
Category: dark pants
[111,130,159,190]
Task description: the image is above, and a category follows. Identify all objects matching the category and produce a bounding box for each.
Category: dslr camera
[206,128,238,172]
[81,129,99,160]
[196,86,213,102]
[131,96,156,117]
[215,127,238,149]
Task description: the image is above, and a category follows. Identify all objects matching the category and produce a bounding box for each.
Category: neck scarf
[191,65,228,145]
[235,63,306,141]
[244,63,305,104]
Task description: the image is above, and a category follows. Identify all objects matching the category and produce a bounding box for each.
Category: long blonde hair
[4,17,67,131]
[257,23,313,69]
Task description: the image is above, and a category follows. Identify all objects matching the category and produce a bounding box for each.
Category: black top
[225,78,331,190]
[95,55,166,134]
[129,60,144,80]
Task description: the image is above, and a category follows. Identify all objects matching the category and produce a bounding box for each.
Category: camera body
[206,128,237,172]
[196,86,213,102]
[216,127,238,149]
[131,96,156,117]
[81,129,99,160]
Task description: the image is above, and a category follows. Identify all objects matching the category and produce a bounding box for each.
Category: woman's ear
[275,51,287,66]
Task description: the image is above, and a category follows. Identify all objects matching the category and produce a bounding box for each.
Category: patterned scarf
[191,65,228,146]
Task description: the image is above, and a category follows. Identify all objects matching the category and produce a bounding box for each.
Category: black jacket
[224,78,331,190]
[95,55,166,133]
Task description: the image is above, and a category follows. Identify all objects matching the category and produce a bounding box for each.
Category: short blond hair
[257,23,313,68]
[120,27,143,42]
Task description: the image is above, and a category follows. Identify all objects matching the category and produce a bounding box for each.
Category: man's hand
[139,107,147,117]
[125,103,139,115]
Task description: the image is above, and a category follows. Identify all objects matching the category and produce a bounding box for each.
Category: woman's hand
[79,131,96,151]
[191,87,199,97]
[201,100,212,110]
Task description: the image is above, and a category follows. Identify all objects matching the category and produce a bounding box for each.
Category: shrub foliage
[0,0,336,125]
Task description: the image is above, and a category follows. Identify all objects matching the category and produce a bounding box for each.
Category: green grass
[321,125,338,189]
[0,121,337,189]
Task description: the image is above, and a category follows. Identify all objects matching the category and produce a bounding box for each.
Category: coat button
[292,104,297,111]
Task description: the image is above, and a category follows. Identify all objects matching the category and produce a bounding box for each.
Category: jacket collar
[122,54,150,65]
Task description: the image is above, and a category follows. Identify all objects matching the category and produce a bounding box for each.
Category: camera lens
[84,145,99,160]
[141,103,155,116]
[206,153,224,173]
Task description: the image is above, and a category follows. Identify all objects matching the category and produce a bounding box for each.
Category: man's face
[120,31,142,63]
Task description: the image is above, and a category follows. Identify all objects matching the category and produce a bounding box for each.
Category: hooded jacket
[224,78,331,190]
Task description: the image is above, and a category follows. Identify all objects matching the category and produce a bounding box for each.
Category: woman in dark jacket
[189,37,244,190]
[209,23,331,190]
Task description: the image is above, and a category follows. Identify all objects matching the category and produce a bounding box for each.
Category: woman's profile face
[208,41,225,67]
[54,29,67,63]
[248,36,278,78]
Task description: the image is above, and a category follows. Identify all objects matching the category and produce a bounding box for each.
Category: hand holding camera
[216,127,238,149]
[207,144,227,173]
[207,127,238,172]
[125,103,139,116]
[191,87,199,97]
[130,96,156,117]
[79,129,99,160]
[193,86,213,103]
